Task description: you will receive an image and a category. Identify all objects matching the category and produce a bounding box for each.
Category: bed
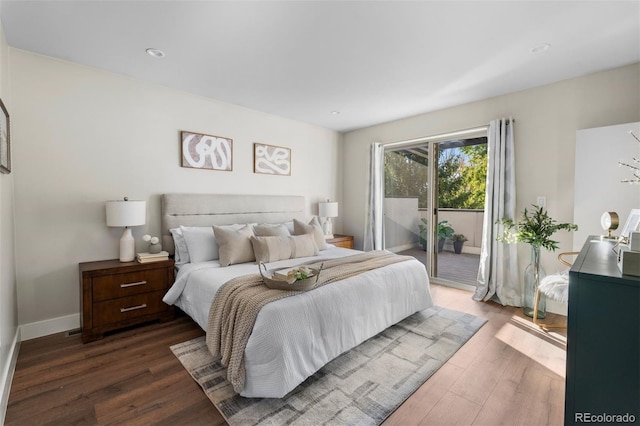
[161,193,433,398]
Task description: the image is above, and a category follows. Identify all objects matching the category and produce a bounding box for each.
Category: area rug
[170,305,486,425]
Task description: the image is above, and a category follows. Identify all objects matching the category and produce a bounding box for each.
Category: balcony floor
[398,247,480,287]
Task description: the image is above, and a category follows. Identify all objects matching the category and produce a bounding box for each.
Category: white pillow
[293,217,328,250]
[180,226,217,263]
[180,224,248,263]
[283,220,295,234]
[170,227,190,265]
[214,224,256,266]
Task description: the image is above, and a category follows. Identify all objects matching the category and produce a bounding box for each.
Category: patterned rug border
[171,305,486,425]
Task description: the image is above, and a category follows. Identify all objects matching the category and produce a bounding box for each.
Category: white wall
[10,49,343,334]
[0,10,18,424]
[343,63,640,314]
[438,210,484,255]
[574,122,640,249]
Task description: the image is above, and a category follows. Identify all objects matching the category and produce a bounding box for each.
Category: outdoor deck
[398,248,480,287]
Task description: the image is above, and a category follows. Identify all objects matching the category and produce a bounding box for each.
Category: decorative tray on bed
[259,263,323,291]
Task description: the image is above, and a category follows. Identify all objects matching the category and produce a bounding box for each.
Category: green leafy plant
[437,220,455,240]
[497,205,578,251]
[295,271,309,281]
[451,233,467,242]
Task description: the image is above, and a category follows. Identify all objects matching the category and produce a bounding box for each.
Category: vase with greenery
[497,205,578,318]
[451,234,467,254]
[437,220,455,252]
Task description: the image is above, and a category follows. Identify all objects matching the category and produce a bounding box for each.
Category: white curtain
[474,118,521,306]
[363,143,384,251]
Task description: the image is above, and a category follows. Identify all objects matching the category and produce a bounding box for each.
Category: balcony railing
[385,197,482,286]
[384,197,483,255]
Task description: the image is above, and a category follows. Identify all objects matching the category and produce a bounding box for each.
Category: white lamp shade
[106,200,146,227]
[319,202,339,218]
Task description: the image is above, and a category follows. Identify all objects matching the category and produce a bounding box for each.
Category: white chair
[533,251,579,329]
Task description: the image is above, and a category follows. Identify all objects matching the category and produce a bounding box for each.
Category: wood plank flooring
[6,284,567,425]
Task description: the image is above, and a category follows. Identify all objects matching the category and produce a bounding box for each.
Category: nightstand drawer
[93,290,168,327]
[332,240,354,249]
[93,268,168,302]
[80,259,175,342]
[326,234,354,249]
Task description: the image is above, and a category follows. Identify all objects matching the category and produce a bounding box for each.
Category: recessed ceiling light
[146,48,165,58]
[331,111,340,115]
[530,43,551,54]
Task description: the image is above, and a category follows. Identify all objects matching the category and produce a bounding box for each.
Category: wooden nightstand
[79,259,175,343]
[326,234,355,249]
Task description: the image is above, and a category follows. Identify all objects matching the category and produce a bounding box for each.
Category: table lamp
[106,197,146,262]
[600,211,619,239]
[319,200,338,239]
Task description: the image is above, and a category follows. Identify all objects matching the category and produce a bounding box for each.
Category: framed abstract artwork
[253,143,291,176]
[181,131,233,171]
[0,98,10,174]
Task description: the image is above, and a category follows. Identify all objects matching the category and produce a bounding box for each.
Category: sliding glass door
[384,145,431,269]
[383,132,487,288]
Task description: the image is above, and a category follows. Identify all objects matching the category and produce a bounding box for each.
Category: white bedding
[163,246,433,398]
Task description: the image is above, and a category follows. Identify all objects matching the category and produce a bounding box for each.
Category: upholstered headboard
[161,193,306,254]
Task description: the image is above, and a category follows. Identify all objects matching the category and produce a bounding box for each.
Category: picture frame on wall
[253,143,291,176]
[0,98,10,174]
[180,130,233,171]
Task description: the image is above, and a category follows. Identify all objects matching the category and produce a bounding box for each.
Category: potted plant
[497,205,578,319]
[418,218,428,251]
[437,220,454,252]
[451,234,467,254]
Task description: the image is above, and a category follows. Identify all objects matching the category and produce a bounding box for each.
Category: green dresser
[565,237,639,425]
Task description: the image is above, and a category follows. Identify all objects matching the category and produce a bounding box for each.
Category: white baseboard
[20,313,80,341]
[0,328,21,425]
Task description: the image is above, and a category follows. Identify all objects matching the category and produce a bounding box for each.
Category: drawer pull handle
[120,304,147,313]
[120,280,147,288]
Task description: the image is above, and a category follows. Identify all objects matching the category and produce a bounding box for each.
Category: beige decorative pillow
[251,234,319,263]
[213,225,256,266]
[293,217,328,250]
[253,223,291,237]
[289,234,319,258]
[251,235,292,263]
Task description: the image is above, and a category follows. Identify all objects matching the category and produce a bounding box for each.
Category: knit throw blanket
[205,250,414,393]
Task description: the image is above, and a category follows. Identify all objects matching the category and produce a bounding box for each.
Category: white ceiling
[1,1,639,132]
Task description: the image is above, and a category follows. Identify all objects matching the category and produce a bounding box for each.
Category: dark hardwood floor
[5,315,223,425]
[6,284,567,425]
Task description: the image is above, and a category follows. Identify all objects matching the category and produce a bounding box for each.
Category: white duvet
[163,246,433,398]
